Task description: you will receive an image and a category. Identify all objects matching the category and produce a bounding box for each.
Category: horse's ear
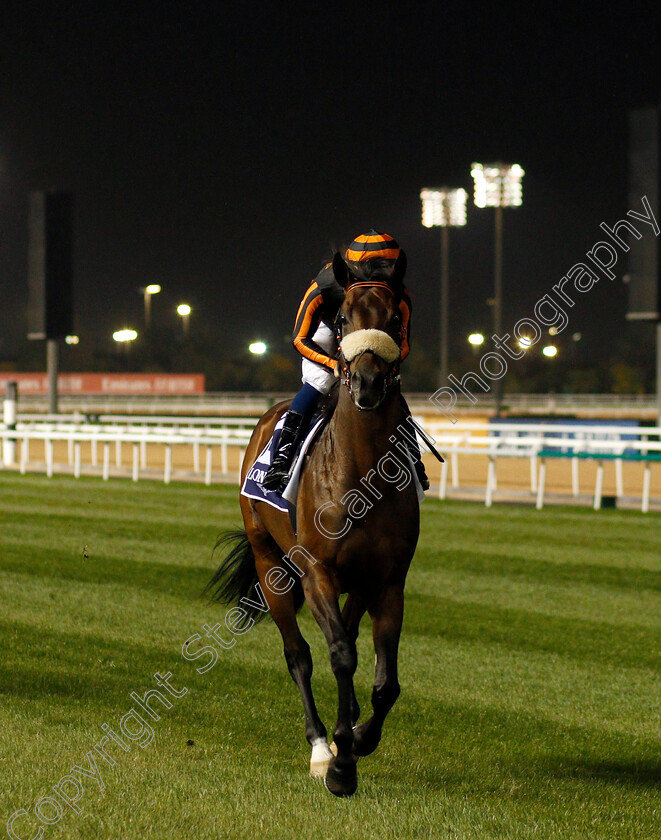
[332,252,351,289]
[392,249,407,285]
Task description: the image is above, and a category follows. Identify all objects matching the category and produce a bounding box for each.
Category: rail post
[3,381,18,466]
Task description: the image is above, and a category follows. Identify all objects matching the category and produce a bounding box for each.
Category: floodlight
[420,188,468,228]
[113,329,138,342]
[471,162,525,208]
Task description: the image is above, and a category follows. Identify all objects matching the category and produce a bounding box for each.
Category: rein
[344,281,393,294]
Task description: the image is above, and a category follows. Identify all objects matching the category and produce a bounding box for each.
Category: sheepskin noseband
[340,329,400,364]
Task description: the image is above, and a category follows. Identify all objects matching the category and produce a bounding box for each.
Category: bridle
[333,282,403,399]
[337,350,401,397]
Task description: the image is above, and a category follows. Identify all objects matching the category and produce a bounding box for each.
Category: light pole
[142,285,161,330]
[470,162,525,416]
[420,187,468,385]
[113,329,138,368]
[177,303,192,337]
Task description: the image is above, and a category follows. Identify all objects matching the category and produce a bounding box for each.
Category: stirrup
[262,463,289,492]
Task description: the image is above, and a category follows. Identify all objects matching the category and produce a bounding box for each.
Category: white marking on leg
[309,738,334,778]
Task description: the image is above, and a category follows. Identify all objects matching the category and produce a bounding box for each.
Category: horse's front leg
[352,585,404,758]
[303,573,358,797]
[253,544,332,778]
[342,594,367,726]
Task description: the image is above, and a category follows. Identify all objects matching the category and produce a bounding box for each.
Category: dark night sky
[0,1,659,368]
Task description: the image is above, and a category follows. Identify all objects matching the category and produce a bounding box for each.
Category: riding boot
[262,410,305,492]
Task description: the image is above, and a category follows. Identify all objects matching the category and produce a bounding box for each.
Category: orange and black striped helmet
[345,229,401,263]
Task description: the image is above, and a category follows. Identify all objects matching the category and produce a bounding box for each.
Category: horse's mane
[343,252,407,301]
[347,257,399,284]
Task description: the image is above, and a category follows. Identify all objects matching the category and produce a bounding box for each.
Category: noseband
[334,321,402,399]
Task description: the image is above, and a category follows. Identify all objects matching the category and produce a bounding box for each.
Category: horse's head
[332,250,407,411]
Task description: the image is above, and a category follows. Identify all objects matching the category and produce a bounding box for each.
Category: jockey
[262,229,430,493]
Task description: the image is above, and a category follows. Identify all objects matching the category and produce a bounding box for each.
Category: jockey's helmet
[345,229,401,264]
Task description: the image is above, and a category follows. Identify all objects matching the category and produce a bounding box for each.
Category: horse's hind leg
[252,538,332,778]
[352,585,404,758]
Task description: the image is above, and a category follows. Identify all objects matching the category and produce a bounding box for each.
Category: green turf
[1,472,660,840]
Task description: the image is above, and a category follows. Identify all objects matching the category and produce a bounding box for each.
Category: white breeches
[301,322,337,395]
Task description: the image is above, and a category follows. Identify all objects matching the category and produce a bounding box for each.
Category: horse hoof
[352,723,380,757]
[309,740,334,778]
[324,759,357,798]
[310,760,331,779]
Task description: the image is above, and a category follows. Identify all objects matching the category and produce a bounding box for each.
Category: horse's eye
[390,314,402,328]
[339,314,348,325]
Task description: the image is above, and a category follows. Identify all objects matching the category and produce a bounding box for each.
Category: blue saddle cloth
[241,414,325,513]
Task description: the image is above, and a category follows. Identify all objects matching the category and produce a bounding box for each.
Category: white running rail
[1,416,660,511]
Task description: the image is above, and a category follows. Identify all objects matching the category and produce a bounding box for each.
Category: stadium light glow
[249,341,267,355]
[64,335,79,345]
[542,345,558,357]
[142,285,161,329]
[471,162,525,208]
[113,329,138,342]
[420,187,468,228]
[468,333,485,346]
[177,303,192,336]
[518,336,533,349]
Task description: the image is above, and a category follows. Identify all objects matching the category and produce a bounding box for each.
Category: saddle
[241,410,326,515]
[240,386,339,522]
[241,386,430,529]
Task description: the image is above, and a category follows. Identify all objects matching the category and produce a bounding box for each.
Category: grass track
[1,472,660,840]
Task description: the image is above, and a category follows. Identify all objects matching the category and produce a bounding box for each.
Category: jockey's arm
[292,282,338,371]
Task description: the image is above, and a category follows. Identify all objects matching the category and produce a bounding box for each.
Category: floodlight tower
[470,162,524,416]
[142,284,161,330]
[177,303,192,336]
[420,187,468,385]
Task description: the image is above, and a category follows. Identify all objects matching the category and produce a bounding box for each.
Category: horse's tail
[204,530,305,624]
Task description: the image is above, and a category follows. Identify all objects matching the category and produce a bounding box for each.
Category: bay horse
[206,251,420,797]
